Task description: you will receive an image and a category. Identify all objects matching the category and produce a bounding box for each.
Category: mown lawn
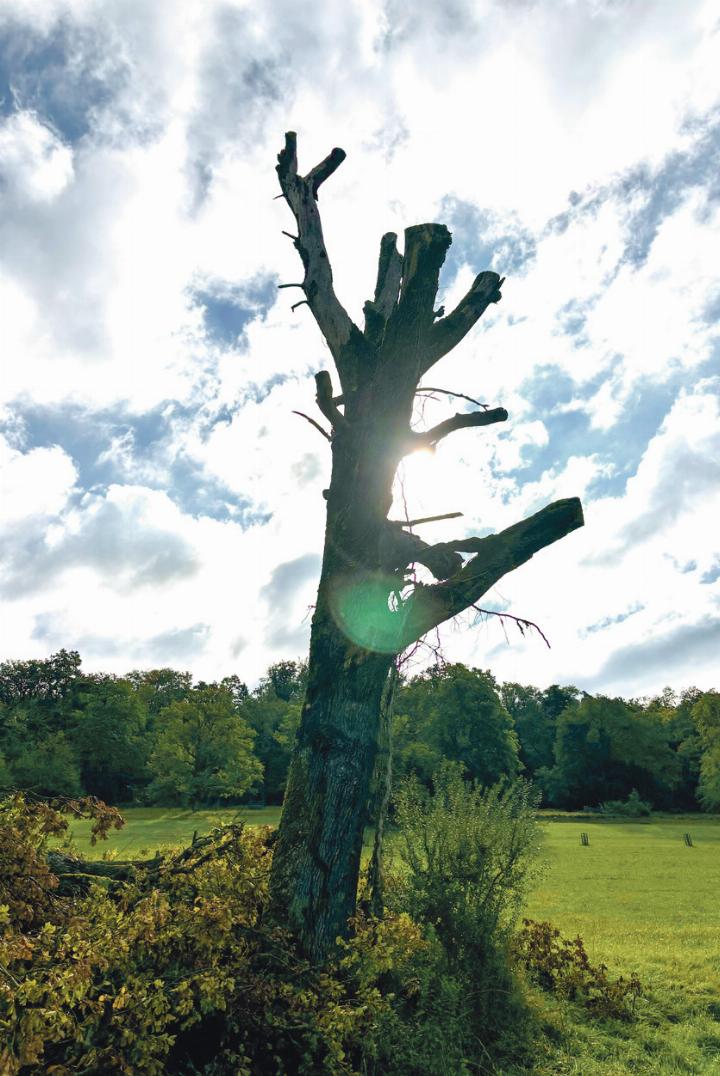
[64,808,720,1073]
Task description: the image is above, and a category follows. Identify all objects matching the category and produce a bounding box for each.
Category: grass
[524,815,720,1075]
[63,807,720,1073]
[60,805,281,859]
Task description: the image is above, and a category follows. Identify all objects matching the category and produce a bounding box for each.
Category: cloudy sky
[1,0,718,698]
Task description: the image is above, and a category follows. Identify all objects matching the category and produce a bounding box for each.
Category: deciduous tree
[147,685,262,808]
[394,664,520,787]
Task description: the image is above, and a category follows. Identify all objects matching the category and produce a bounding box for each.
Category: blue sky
[0,0,718,696]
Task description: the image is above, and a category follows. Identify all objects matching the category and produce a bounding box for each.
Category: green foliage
[0,793,124,930]
[0,649,82,708]
[0,749,12,791]
[394,663,521,788]
[146,685,262,807]
[0,649,714,814]
[542,694,680,808]
[642,686,704,809]
[377,763,541,1069]
[72,675,150,802]
[125,667,193,716]
[501,681,553,775]
[256,659,307,702]
[0,774,544,1075]
[10,732,82,797]
[514,918,642,1020]
[599,788,652,816]
[0,794,438,1075]
[692,690,720,810]
[391,762,542,953]
[239,694,301,804]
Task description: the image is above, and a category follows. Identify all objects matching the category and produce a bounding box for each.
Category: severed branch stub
[315,370,347,431]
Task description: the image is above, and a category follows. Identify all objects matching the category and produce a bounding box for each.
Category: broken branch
[422,271,504,373]
[412,406,508,448]
[381,224,452,365]
[315,370,348,430]
[363,232,403,347]
[276,132,365,388]
[398,497,584,645]
[292,410,332,441]
[389,511,464,527]
[307,147,347,199]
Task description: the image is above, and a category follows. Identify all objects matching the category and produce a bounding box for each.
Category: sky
[0,0,718,699]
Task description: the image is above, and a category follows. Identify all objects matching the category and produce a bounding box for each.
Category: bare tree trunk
[267,134,584,960]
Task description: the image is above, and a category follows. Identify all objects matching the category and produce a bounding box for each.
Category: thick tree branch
[277,133,366,389]
[397,497,584,644]
[379,523,464,580]
[422,271,504,374]
[382,224,452,367]
[306,147,347,199]
[363,232,403,347]
[411,405,508,448]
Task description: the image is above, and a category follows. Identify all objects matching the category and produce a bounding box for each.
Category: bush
[0,775,547,1074]
[514,919,642,1020]
[599,788,652,817]
[0,794,430,1075]
[377,762,543,1069]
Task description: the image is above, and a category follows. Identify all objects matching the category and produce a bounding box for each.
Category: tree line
[1,649,718,811]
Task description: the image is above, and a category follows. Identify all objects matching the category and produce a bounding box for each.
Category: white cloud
[0,435,77,522]
[0,111,74,201]
[0,0,719,694]
[439,380,720,695]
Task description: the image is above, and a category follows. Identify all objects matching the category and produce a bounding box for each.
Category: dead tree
[268,132,584,961]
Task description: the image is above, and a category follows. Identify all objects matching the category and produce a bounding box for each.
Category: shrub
[380,762,543,1068]
[0,794,429,1075]
[599,788,652,817]
[514,918,642,1020]
[391,762,542,954]
[0,777,545,1075]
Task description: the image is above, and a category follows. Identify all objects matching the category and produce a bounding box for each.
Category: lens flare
[327,571,444,653]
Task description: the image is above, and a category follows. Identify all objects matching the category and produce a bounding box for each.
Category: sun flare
[392,447,450,520]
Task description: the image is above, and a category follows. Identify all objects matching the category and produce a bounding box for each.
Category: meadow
[63,808,720,1074]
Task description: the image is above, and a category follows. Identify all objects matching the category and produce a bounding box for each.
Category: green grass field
[524,817,720,1074]
[62,808,720,1073]
[61,805,280,859]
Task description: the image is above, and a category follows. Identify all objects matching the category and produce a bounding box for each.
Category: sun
[392,447,449,520]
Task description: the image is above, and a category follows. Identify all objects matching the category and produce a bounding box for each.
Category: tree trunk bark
[365,663,397,918]
[269,384,407,959]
